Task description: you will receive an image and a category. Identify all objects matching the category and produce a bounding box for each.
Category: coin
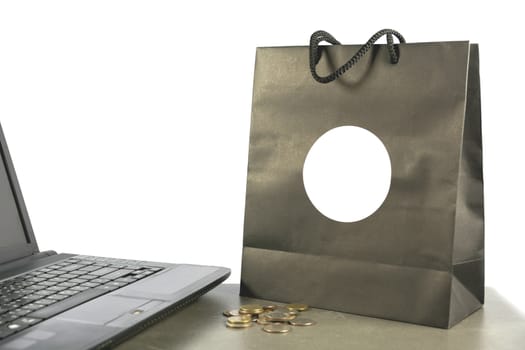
[272,307,297,315]
[257,318,272,325]
[239,304,264,315]
[223,309,240,317]
[226,321,253,329]
[239,309,260,315]
[256,313,272,325]
[289,317,316,326]
[264,311,296,322]
[240,304,263,311]
[286,303,309,312]
[262,323,292,334]
[263,305,278,311]
[227,315,252,324]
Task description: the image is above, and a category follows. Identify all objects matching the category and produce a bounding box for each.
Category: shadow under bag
[240,29,484,328]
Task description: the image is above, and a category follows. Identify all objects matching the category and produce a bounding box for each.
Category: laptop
[0,123,230,349]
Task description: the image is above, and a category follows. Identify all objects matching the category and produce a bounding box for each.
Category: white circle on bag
[303,125,391,223]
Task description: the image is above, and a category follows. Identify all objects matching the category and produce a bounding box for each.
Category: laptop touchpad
[55,295,150,325]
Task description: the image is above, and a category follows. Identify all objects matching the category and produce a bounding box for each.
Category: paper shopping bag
[240,29,484,328]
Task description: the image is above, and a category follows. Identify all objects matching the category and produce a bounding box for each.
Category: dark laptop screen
[0,150,28,248]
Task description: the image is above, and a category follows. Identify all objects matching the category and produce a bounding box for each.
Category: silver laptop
[0,123,230,349]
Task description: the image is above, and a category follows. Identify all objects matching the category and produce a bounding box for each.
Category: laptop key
[34,299,56,306]
[34,290,54,297]
[10,309,31,317]
[78,266,100,272]
[37,281,58,287]
[48,277,67,283]
[19,294,42,303]
[47,265,62,270]
[5,303,21,310]
[5,319,33,333]
[103,269,133,280]
[80,282,100,288]
[58,290,80,296]
[93,263,110,268]
[25,277,45,283]
[91,278,110,284]
[81,275,97,281]
[26,285,46,291]
[22,303,45,311]
[90,267,117,276]
[1,314,18,322]
[60,264,82,271]
[18,317,41,326]
[57,282,76,288]
[69,278,87,284]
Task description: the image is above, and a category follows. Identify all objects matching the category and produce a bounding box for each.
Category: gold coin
[263,305,278,311]
[289,317,316,326]
[273,307,298,315]
[239,304,264,315]
[226,321,253,329]
[240,304,264,311]
[257,318,272,325]
[262,323,292,334]
[264,311,296,322]
[286,303,309,312]
[239,309,263,315]
[227,315,252,324]
[240,304,263,310]
[223,309,240,317]
[256,313,272,325]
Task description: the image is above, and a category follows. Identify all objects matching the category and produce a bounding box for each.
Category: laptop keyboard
[0,255,164,340]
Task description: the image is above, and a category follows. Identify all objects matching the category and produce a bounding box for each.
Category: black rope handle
[309,29,406,84]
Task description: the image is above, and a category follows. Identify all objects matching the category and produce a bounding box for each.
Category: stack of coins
[225,315,253,329]
[239,304,265,315]
[223,303,316,334]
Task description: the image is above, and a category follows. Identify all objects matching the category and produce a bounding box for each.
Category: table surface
[117,284,525,350]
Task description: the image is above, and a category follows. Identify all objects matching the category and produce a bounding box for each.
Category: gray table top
[117,284,525,350]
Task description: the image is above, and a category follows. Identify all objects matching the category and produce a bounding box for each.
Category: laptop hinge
[32,250,57,259]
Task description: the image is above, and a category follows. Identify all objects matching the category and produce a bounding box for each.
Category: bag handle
[309,29,406,84]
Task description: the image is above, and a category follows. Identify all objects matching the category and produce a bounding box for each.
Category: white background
[1,1,524,313]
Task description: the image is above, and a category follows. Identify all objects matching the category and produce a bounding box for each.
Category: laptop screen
[0,150,28,248]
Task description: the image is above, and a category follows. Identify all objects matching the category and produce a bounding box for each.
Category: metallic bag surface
[240,29,484,328]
